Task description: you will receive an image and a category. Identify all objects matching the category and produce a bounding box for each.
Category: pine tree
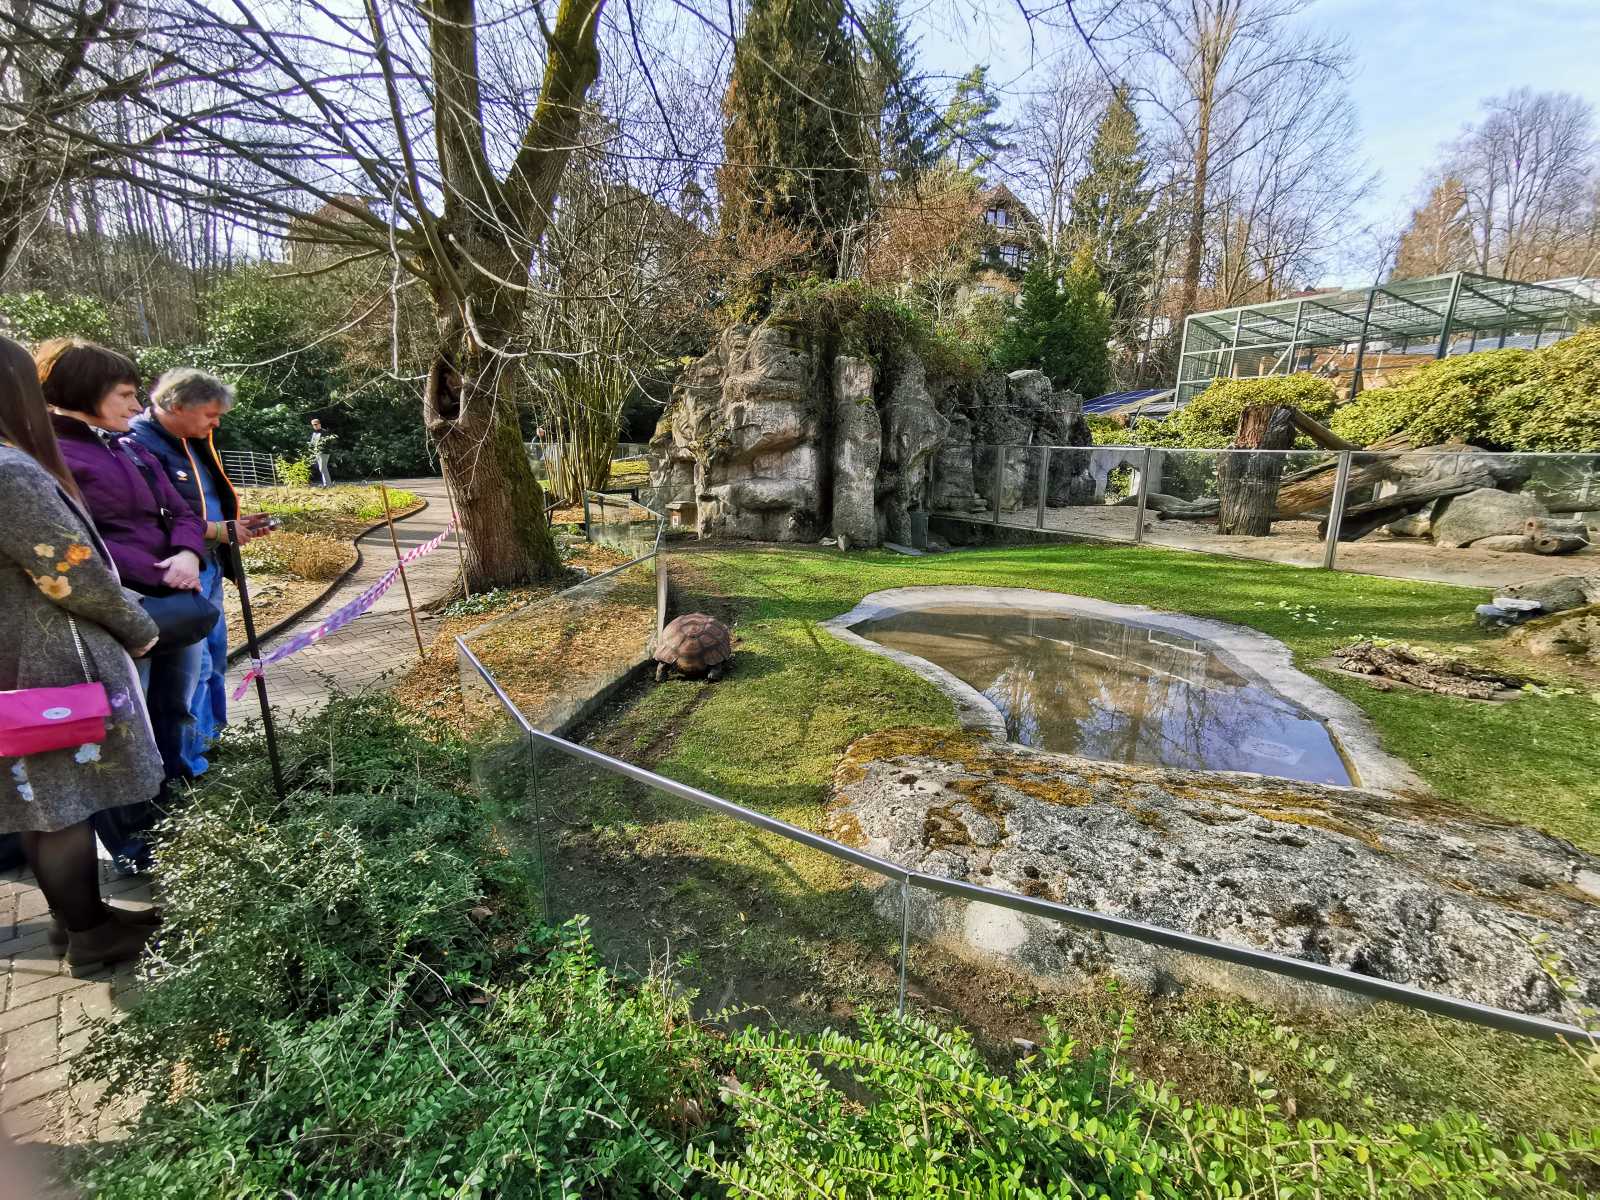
[858,0,938,183]
[1065,85,1156,349]
[938,66,1012,173]
[719,0,869,279]
[995,248,1112,398]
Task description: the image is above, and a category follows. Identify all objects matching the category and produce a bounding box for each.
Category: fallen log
[1331,640,1525,700]
[1526,517,1589,555]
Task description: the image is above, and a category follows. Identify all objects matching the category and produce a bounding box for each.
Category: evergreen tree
[938,66,1012,173]
[858,0,938,183]
[719,0,869,279]
[995,249,1112,398]
[1065,85,1156,348]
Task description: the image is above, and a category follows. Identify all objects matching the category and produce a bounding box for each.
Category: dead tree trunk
[1217,404,1295,535]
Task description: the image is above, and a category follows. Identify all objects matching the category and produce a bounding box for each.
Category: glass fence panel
[1325,449,1600,587]
[530,741,905,1032]
[455,648,542,910]
[588,493,661,558]
[896,884,1581,1138]
[1134,447,1337,569]
[459,557,660,731]
[1037,445,1145,542]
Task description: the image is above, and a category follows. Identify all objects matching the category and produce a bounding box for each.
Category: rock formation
[647,317,1092,546]
[829,727,1600,1019]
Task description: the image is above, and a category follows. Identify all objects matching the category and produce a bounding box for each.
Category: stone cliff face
[647,317,1092,546]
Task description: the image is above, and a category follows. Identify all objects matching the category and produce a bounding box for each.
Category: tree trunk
[1217,404,1294,535]
[1177,88,1212,324]
[424,302,562,591]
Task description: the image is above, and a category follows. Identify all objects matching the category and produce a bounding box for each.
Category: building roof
[1085,388,1175,417]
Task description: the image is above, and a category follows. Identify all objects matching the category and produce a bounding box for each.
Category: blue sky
[914,0,1600,285]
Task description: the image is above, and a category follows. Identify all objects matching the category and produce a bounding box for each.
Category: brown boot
[65,917,154,968]
[49,904,163,954]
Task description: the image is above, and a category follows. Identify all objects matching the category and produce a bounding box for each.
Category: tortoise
[655,613,733,682]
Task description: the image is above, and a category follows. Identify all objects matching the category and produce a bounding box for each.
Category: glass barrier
[1326,449,1600,587]
[529,733,905,1032]
[459,557,660,732]
[588,492,662,558]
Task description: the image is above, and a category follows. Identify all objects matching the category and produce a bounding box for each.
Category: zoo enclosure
[930,443,1599,588]
[1175,273,1600,406]
[454,518,1590,1045]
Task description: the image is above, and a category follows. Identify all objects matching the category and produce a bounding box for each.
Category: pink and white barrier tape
[232,518,457,700]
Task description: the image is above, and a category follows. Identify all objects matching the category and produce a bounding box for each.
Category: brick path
[0,478,463,1153]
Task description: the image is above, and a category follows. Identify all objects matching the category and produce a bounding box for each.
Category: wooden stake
[381,484,426,657]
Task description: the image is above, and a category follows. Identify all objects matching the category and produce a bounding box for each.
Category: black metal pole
[228,539,285,801]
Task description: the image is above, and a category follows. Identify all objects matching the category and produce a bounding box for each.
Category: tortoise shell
[655,613,733,674]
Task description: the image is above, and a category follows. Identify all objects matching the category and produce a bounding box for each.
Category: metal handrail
[455,637,1593,1044]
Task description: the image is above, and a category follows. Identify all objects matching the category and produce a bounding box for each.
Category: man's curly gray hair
[150,367,235,413]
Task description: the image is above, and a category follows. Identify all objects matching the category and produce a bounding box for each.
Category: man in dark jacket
[130,370,269,775]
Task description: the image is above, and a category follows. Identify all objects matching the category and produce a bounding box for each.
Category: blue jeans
[182,562,228,776]
[136,639,205,782]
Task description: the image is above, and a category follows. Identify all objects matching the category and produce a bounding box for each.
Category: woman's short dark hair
[34,338,140,416]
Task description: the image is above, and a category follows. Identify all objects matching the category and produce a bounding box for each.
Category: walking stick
[228,537,286,802]
[381,484,427,658]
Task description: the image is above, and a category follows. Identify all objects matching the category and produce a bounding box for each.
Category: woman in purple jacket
[37,340,213,869]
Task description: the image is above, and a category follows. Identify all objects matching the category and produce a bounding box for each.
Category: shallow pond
[852,603,1351,785]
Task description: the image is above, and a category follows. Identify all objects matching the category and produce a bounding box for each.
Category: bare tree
[1113,0,1350,323]
[4,0,610,587]
[1011,49,1103,248]
[1391,175,1474,279]
[1446,89,1597,279]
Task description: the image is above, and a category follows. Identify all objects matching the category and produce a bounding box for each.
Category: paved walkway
[225,476,463,714]
[0,479,464,1151]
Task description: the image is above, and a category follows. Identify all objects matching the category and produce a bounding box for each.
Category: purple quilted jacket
[51,413,208,593]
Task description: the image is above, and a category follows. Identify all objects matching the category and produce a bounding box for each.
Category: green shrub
[1086,414,1128,445]
[699,1008,1600,1198]
[0,290,115,344]
[74,697,718,1197]
[273,454,312,488]
[1329,326,1600,451]
[1165,374,1338,448]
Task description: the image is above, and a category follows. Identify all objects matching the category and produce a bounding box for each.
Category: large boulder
[1508,605,1600,665]
[831,356,880,548]
[828,728,1600,1019]
[1431,487,1550,548]
[880,358,948,543]
[1500,574,1600,615]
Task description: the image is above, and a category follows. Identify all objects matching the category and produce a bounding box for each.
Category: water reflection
[853,604,1351,785]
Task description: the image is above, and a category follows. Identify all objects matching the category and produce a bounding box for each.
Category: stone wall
[647,317,1093,546]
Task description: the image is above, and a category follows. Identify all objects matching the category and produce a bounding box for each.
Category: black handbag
[138,588,221,652]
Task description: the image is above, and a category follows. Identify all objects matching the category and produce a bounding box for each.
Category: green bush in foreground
[73,697,1600,1198]
[700,1010,1600,1198]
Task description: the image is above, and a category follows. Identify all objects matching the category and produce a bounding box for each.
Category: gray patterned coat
[0,445,163,833]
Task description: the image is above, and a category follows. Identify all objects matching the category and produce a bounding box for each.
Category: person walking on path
[0,336,163,967]
[309,418,333,487]
[130,369,271,775]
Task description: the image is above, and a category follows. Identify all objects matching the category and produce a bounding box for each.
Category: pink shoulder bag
[0,617,110,758]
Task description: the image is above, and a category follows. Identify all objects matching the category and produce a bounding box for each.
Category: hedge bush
[73,697,718,1197]
[1331,325,1600,452]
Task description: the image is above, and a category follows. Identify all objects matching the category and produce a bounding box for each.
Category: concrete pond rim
[821,585,1427,796]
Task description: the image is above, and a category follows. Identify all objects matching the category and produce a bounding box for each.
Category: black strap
[106,432,176,536]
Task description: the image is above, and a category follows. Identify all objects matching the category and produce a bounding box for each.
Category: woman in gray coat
[0,337,164,967]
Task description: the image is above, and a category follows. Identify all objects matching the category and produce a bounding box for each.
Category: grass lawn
[505,539,1599,1149]
[656,541,1600,852]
